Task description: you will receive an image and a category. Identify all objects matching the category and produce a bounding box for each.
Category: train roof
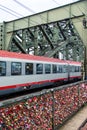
[0,50,81,65]
[66,60,81,65]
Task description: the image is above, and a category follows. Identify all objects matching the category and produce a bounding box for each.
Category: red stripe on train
[0,78,68,90]
[0,76,81,91]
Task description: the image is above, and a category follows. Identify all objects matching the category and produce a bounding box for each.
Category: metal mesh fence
[0,81,87,130]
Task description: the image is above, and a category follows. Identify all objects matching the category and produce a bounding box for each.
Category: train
[0,50,82,96]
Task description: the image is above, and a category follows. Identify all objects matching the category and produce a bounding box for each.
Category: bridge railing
[0,81,87,130]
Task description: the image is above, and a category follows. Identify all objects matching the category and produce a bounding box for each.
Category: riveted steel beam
[0,0,86,70]
[13,34,27,53]
[39,25,54,49]
[4,0,86,33]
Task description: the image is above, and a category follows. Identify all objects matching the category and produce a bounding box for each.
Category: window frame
[45,64,51,74]
[36,63,43,74]
[52,64,57,73]
[11,62,22,75]
[25,62,33,75]
[0,61,6,76]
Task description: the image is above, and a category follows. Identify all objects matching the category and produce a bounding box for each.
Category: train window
[45,64,51,74]
[36,63,43,74]
[11,62,21,75]
[78,66,80,72]
[0,61,6,76]
[71,66,75,72]
[57,65,60,73]
[25,63,33,75]
[75,66,79,72]
[63,65,67,73]
[70,66,72,72]
[52,64,57,73]
[58,65,63,73]
[79,66,81,72]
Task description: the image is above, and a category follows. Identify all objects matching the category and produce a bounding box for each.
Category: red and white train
[0,50,81,96]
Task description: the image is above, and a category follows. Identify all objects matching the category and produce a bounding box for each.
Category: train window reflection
[36,63,43,74]
[52,64,57,73]
[11,62,21,75]
[79,66,81,72]
[0,61,6,76]
[45,64,51,74]
[63,65,67,73]
[58,65,63,73]
[25,63,33,75]
[71,66,75,72]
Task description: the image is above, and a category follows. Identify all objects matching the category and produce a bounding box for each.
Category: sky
[0,0,79,23]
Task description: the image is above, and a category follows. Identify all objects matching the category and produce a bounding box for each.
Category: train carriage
[0,50,81,96]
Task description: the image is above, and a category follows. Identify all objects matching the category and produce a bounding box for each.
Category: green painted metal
[0,0,87,75]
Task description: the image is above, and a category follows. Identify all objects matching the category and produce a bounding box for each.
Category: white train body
[0,50,81,95]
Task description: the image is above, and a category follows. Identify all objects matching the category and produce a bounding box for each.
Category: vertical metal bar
[78,83,80,108]
[51,89,55,130]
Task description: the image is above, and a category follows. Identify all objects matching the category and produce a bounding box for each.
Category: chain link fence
[0,81,87,130]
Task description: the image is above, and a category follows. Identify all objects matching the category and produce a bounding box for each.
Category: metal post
[51,89,55,130]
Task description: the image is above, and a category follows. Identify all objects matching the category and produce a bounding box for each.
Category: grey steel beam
[27,28,34,40]
[39,25,54,49]
[48,41,68,57]
[57,22,66,40]
[0,0,86,67]
[34,27,38,55]
[4,0,86,33]
[1,0,86,52]
[13,35,27,53]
